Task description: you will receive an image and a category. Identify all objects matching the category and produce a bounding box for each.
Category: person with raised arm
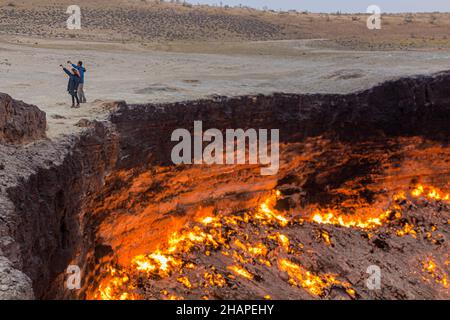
[60,64,81,108]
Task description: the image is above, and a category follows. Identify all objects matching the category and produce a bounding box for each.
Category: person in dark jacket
[60,64,81,108]
[68,60,87,103]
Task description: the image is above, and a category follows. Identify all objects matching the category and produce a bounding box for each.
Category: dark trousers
[71,93,80,105]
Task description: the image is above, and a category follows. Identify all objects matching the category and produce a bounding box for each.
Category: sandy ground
[1,36,450,139]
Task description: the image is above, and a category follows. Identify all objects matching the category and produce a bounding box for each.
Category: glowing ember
[279,259,353,297]
[320,230,332,245]
[227,265,254,280]
[268,232,290,251]
[90,184,447,300]
[396,223,417,238]
[421,258,448,289]
[411,185,449,201]
[255,192,289,227]
[177,276,193,289]
[94,267,139,300]
[234,239,268,257]
[91,191,285,300]
[311,209,391,230]
[132,252,182,277]
[311,184,449,230]
[204,271,227,288]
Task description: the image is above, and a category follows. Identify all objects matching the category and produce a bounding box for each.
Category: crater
[0,71,449,300]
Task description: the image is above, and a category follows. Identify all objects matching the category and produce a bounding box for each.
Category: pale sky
[192,0,450,13]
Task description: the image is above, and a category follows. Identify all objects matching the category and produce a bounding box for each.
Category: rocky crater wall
[0,93,46,145]
[112,71,450,170]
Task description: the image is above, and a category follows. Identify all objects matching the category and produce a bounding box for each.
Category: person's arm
[62,67,72,77]
[72,64,86,73]
[68,61,79,70]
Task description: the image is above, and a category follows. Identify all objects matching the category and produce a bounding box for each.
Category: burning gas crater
[88,184,449,300]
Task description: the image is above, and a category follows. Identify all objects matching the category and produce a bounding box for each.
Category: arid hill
[1,0,450,50]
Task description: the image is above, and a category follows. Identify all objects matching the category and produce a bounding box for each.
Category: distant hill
[0,0,285,42]
[1,0,450,50]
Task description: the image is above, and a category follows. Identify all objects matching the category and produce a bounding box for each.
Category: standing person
[60,64,81,108]
[68,60,87,103]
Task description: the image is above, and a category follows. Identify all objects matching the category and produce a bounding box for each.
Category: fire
[396,223,417,238]
[227,265,254,280]
[311,184,449,230]
[132,252,182,277]
[277,233,290,250]
[204,271,227,288]
[200,216,220,226]
[94,267,139,300]
[311,209,391,230]
[91,184,447,300]
[177,276,193,289]
[421,258,448,289]
[320,230,332,245]
[92,190,286,300]
[412,185,449,201]
[234,239,268,257]
[256,200,289,227]
[167,226,221,254]
[268,233,290,251]
[279,259,353,297]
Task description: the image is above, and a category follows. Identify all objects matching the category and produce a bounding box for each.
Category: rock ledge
[0,93,46,144]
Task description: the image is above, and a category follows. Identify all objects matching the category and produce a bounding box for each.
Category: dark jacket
[63,68,81,95]
[71,64,86,84]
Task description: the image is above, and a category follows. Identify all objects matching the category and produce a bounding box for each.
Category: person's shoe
[71,104,75,108]
[76,104,80,108]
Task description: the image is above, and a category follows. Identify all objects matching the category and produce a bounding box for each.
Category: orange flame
[92,184,447,300]
[411,185,449,201]
[421,258,448,289]
[279,259,353,297]
[227,265,254,280]
[311,208,391,230]
[311,184,449,230]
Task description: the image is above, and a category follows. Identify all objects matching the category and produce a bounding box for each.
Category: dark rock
[74,119,94,128]
[0,93,46,144]
[50,114,66,120]
[372,237,390,251]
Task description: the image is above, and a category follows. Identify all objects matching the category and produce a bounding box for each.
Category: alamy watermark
[171,121,279,176]
[66,5,81,30]
[367,5,382,30]
[366,265,381,290]
[66,265,81,290]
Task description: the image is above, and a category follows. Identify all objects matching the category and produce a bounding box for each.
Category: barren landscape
[0,0,449,301]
